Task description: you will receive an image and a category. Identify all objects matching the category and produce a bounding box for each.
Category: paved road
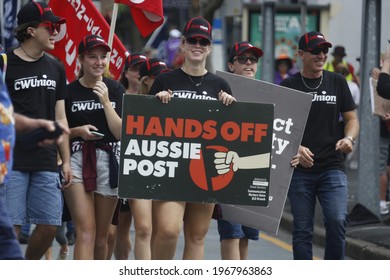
[21,220,325,260]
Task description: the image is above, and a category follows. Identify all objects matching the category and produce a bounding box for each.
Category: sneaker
[57,251,69,260]
[380,201,389,215]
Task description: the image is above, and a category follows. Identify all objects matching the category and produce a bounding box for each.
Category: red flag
[115,0,164,37]
[47,0,128,82]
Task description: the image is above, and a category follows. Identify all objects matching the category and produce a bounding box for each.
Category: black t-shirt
[149,68,232,99]
[280,70,356,172]
[4,51,67,172]
[377,72,390,99]
[65,77,124,150]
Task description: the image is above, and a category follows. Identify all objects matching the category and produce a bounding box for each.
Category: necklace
[301,72,323,90]
[187,73,204,86]
[20,44,42,60]
[182,67,205,87]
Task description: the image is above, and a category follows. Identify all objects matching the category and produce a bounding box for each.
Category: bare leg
[94,194,117,260]
[45,246,53,260]
[239,238,249,260]
[220,238,240,260]
[25,224,57,260]
[152,201,185,260]
[114,209,132,260]
[106,224,117,259]
[63,183,96,259]
[182,203,214,260]
[130,199,152,260]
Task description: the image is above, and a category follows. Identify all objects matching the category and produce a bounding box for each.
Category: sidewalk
[280,166,390,260]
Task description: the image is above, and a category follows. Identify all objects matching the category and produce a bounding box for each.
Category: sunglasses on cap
[234,55,259,64]
[38,21,61,35]
[186,37,210,47]
[308,48,329,55]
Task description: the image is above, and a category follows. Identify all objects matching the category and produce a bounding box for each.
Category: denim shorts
[6,171,63,226]
[71,150,118,197]
[217,219,260,241]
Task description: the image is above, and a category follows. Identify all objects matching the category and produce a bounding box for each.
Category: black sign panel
[119,95,274,206]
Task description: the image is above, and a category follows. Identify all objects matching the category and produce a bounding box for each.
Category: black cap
[124,52,147,70]
[298,31,332,51]
[140,58,170,78]
[183,16,212,42]
[17,1,66,25]
[229,41,263,62]
[78,35,111,54]
[332,46,347,57]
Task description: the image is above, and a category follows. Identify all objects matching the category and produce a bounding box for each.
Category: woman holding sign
[63,35,124,259]
[149,16,235,260]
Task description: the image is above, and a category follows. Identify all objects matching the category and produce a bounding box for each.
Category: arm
[335,110,360,154]
[55,100,72,188]
[93,81,122,140]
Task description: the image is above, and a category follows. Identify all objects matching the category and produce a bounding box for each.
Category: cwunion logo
[174,91,217,100]
[14,75,56,91]
[312,91,336,103]
[71,100,116,112]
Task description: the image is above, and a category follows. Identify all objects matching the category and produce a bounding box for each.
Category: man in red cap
[0,1,72,259]
[280,31,359,260]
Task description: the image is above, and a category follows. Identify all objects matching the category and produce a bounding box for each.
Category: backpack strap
[1,53,7,83]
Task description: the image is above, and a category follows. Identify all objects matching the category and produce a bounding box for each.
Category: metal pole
[261,0,276,83]
[357,0,381,218]
[300,0,307,35]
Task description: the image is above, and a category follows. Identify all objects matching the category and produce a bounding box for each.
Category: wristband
[346,136,356,145]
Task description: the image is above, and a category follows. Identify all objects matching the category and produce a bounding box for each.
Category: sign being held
[119,95,274,206]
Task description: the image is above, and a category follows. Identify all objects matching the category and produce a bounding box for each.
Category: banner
[0,0,20,51]
[369,77,390,117]
[48,0,128,81]
[118,95,274,206]
[115,0,164,37]
[216,71,312,235]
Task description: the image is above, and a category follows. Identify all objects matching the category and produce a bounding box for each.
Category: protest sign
[369,77,390,117]
[119,95,274,206]
[216,70,312,235]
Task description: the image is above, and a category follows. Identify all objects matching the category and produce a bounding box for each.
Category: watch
[346,136,356,145]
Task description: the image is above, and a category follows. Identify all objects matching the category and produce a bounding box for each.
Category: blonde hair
[138,76,149,95]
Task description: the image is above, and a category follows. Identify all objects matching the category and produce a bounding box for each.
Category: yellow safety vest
[324,60,353,81]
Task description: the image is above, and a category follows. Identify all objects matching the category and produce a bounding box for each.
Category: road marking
[260,232,321,260]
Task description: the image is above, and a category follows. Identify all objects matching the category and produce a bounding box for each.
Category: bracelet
[345,136,356,145]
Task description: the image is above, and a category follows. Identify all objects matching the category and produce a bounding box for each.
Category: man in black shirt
[280,31,359,260]
[2,1,72,260]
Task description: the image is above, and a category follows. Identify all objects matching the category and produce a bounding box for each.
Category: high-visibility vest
[324,60,354,81]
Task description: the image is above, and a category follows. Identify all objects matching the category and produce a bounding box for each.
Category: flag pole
[107,3,119,68]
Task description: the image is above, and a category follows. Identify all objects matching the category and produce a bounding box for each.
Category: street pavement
[21,165,390,260]
[21,219,327,260]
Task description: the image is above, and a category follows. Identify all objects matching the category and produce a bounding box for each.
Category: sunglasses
[308,48,329,55]
[234,55,259,64]
[186,37,211,47]
[38,21,61,35]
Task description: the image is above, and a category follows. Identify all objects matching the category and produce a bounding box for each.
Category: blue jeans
[288,170,348,260]
[0,184,24,259]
